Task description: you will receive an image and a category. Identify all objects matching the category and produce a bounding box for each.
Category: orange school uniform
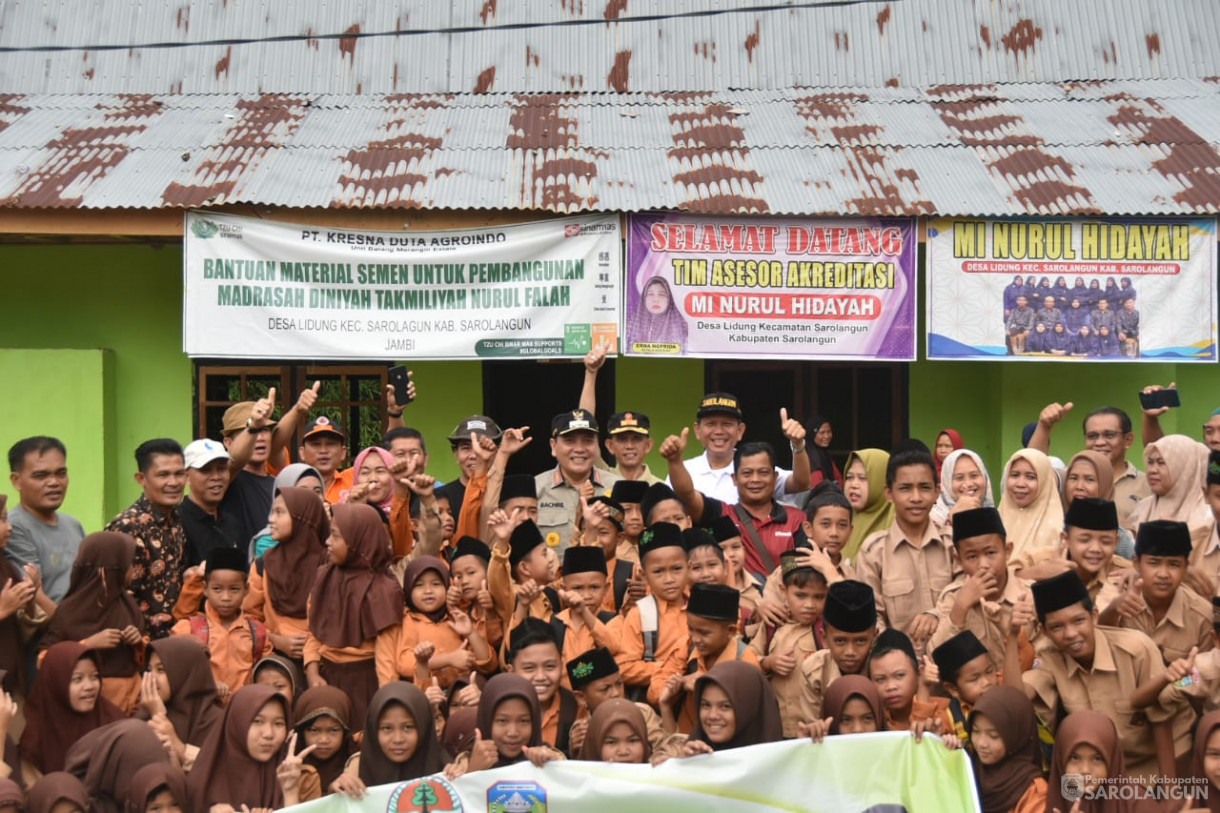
[608,597,688,706]
[171,603,272,694]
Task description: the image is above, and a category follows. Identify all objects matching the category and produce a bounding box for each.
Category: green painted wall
[402,360,484,482]
[616,357,706,474]
[0,244,191,529]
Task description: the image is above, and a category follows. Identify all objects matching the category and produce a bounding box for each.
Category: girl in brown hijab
[20,643,123,778]
[1062,451,1135,559]
[965,686,1045,813]
[138,637,222,770]
[24,772,89,813]
[123,763,187,813]
[1189,710,1220,812]
[332,682,448,798]
[304,502,403,726]
[252,653,304,703]
[40,532,145,714]
[446,673,562,779]
[683,661,781,755]
[186,683,294,811]
[247,486,329,650]
[808,674,886,741]
[1046,710,1158,813]
[63,719,168,813]
[579,698,651,763]
[293,686,355,799]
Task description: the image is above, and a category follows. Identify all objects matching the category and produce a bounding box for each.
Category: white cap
[184,438,232,470]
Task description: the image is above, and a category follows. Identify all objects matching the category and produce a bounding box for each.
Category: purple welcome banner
[625,213,917,360]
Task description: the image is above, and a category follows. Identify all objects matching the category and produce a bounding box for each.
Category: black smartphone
[1138,388,1180,410]
[388,365,414,406]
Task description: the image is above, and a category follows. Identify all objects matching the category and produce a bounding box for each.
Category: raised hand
[121,625,143,646]
[448,608,474,639]
[769,646,798,677]
[295,381,321,414]
[1038,401,1073,427]
[0,578,35,619]
[585,343,609,373]
[83,628,123,650]
[140,670,167,717]
[1140,382,1176,417]
[780,408,806,446]
[1010,592,1035,633]
[425,676,446,708]
[250,388,277,428]
[659,428,689,462]
[1165,646,1199,684]
[414,641,436,665]
[476,579,494,610]
[1116,577,1147,620]
[499,427,532,457]
[467,728,500,772]
[807,716,834,744]
[276,732,316,796]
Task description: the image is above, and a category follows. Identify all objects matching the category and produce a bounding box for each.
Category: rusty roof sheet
[2,0,1220,94]
[4,80,1220,214]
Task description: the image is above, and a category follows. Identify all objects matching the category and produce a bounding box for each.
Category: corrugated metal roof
[2,0,1220,94]
[4,80,1220,214]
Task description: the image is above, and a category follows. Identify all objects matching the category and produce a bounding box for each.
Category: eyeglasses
[1084,431,1123,442]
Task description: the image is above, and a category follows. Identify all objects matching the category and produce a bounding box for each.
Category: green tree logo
[412,783,439,812]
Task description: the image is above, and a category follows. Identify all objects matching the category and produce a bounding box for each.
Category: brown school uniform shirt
[1023,625,1194,782]
[1114,463,1150,531]
[1117,586,1215,664]
[1163,647,1220,713]
[855,521,955,635]
[554,609,620,690]
[760,557,855,609]
[615,537,639,565]
[608,597,688,705]
[488,546,555,631]
[374,611,496,688]
[1191,521,1220,590]
[795,649,843,736]
[750,621,821,739]
[929,569,1038,669]
[171,603,272,693]
[653,640,761,733]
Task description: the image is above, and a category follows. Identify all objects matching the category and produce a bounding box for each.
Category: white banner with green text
[183,212,621,360]
[283,733,979,813]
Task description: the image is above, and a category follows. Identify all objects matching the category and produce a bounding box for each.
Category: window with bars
[195,364,389,459]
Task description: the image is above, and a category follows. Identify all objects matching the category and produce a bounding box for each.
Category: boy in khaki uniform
[1018,570,1194,784]
[565,647,666,755]
[795,579,878,736]
[1100,519,1214,664]
[855,450,955,652]
[929,507,1036,671]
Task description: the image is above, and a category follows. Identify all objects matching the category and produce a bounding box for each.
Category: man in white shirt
[675,392,811,505]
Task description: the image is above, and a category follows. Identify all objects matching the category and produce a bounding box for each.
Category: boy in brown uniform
[795,579,878,735]
[1100,519,1214,664]
[1018,570,1194,783]
[855,450,955,653]
[929,507,1036,671]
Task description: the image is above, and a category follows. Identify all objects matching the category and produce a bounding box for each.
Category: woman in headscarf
[579,698,651,764]
[1052,276,1070,310]
[186,684,293,811]
[1062,450,1135,558]
[930,449,995,527]
[997,449,1064,567]
[304,502,403,726]
[20,643,123,779]
[445,673,562,778]
[124,763,188,813]
[246,486,329,657]
[812,674,885,740]
[842,450,895,561]
[40,532,145,714]
[332,683,447,799]
[292,686,356,799]
[137,636,222,771]
[679,661,781,756]
[805,417,843,489]
[63,720,168,813]
[1046,710,1155,813]
[933,429,964,480]
[1189,710,1220,812]
[249,463,325,560]
[628,276,689,351]
[1132,434,1212,548]
[252,654,305,704]
[965,686,1045,813]
[24,773,89,813]
[342,447,396,515]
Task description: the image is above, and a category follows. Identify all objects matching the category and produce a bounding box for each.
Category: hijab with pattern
[147,636,223,746]
[822,674,884,736]
[24,772,90,813]
[264,486,329,617]
[20,643,123,774]
[931,449,995,526]
[998,448,1064,564]
[476,674,543,768]
[64,719,169,813]
[843,449,895,560]
[41,532,144,677]
[402,555,451,624]
[579,698,652,762]
[309,502,404,648]
[966,686,1043,813]
[359,682,447,786]
[690,661,782,751]
[124,763,188,813]
[294,686,356,791]
[186,684,289,812]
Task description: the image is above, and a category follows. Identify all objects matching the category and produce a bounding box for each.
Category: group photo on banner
[926,216,1218,362]
[183,212,621,360]
[624,213,917,361]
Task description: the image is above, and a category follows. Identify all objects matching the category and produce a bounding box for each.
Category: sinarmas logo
[190,218,220,239]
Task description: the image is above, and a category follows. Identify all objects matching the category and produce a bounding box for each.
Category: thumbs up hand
[659,428,689,462]
[780,408,806,447]
[1116,577,1147,620]
[294,381,321,415]
[1165,646,1199,684]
